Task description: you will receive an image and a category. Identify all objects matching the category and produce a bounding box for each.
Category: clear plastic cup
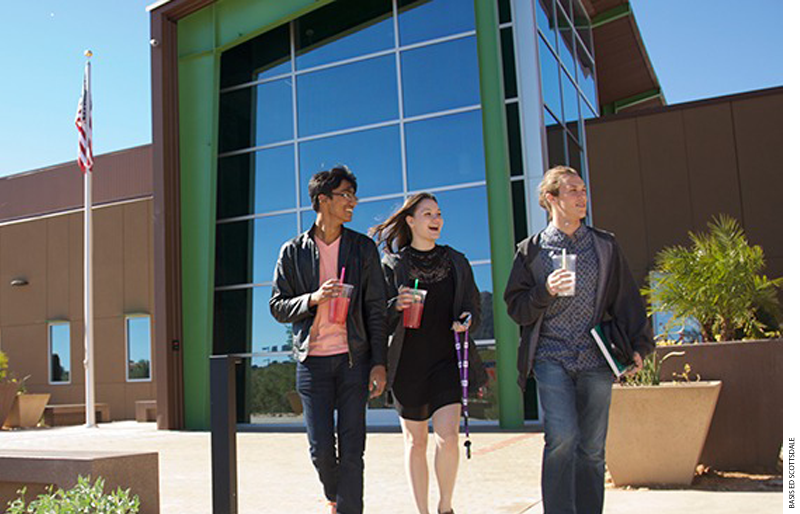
[403,289,428,329]
[551,254,576,296]
[328,283,354,324]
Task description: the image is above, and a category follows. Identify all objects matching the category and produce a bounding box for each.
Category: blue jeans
[534,360,614,514]
[296,353,370,514]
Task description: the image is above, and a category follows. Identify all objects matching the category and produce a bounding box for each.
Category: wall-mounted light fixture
[10,278,29,287]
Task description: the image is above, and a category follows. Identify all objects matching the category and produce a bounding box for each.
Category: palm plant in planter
[0,351,22,427]
[642,215,782,342]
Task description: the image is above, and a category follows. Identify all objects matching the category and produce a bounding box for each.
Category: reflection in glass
[214,288,252,355]
[544,107,566,168]
[297,55,398,137]
[561,69,579,130]
[126,317,152,381]
[581,96,597,123]
[402,37,480,117]
[536,0,557,49]
[577,43,597,111]
[217,145,295,219]
[511,180,528,244]
[254,214,299,284]
[398,0,475,46]
[251,286,293,366]
[501,28,517,100]
[538,37,562,122]
[571,0,592,53]
[348,198,403,238]
[470,263,494,341]
[295,0,394,70]
[498,0,512,23]
[567,133,583,175]
[556,3,577,78]
[49,323,70,383]
[255,79,294,147]
[435,187,490,262]
[220,23,291,88]
[219,88,254,153]
[507,102,523,176]
[406,110,485,190]
[215,213,297,286]
[299,126,402,206]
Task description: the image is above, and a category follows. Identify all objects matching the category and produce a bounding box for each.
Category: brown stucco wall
[0,199,155,421]
[586,87,783,284]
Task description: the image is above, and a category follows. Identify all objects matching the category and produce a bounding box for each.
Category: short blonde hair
[538,165,580,217]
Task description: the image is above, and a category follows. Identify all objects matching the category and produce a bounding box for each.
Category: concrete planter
[656,339,782,472]
[606,381,721,487]
[4,393,51,428]
[0,383,19,428]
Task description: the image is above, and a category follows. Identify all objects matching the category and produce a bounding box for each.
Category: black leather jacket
[504,226,654,390]
[382,245,488,391]
[270,226,388,366]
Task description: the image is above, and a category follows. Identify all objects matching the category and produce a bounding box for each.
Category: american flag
[75,61,93,173]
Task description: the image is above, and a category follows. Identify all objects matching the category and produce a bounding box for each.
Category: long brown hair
[369,192,438,253]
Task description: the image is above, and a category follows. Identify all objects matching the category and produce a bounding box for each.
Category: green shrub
[642,215,782,342]
[5,475,140,514]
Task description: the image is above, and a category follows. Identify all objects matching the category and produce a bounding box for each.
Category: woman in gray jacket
[371,193,486,514]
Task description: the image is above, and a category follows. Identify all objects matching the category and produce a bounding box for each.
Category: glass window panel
[561,69,579,132]
[571,0,592,53]
[435,186,490,261]
[507,102,523,177]
[217,145,295,219]
[214,288,252,355]
[556,3,577,78]
[248,357,300,421]
[126,316,152,381]
[501,27,518,100]
[49,323,70,383]
[577,43,597,112]
[299,126,402,207]
[254,79,294,147]
[557,0,572,22]
[536,0,557,50]
[220,24,291,88]
[301,210,316,232]
[405,110,486,190]
[398,0,475,46]
[295,0,394,70]
[544,107,566,168]
[401,37,480,117]
[219,88,255,153]
[538,36,562,122]
[470,263,494,341]
[251,286,293,366]
[297,55,398,137]
[580,96,597,123]
[511,179,528,244]
[567,134,583,176]
[498,0,512,24]
[347,198,403,237]
[254,214,299,284]
[215,213,297,286]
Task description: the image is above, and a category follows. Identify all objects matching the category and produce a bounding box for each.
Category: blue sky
[0,0,783,178]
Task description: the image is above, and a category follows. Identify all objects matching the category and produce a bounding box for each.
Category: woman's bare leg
[431,403,461,513]
[400,417,431,514]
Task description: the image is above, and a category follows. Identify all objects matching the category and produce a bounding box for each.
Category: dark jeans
[297,353,370,514]
[534,360,614,514]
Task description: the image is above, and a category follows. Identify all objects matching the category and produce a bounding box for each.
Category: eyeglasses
[329,192,359,202]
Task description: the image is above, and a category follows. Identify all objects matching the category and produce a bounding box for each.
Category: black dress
[392,246,461,421]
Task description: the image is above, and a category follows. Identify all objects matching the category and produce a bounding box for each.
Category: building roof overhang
[580,0,665,113]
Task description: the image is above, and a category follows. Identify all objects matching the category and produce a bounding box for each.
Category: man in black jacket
[504,166,653,514]
[270,166,387,514]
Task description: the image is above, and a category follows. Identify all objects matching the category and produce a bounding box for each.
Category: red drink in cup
[403,289,427,329]
[328,283,354,324]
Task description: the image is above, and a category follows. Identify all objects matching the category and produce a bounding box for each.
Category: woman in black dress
[371,193,486,514]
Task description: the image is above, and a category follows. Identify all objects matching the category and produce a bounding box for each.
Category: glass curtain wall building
[199,0,596,427]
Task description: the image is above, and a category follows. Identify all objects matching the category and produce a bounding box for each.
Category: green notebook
[590,323,631,378]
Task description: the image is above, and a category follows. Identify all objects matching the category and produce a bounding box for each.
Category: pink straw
[339,267,346,284]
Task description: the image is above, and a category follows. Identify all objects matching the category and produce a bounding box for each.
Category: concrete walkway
[0,422,781,513]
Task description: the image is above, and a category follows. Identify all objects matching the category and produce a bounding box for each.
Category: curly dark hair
[308,165,358,212]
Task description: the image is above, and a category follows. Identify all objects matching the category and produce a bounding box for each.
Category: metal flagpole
[81,50,96,428]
